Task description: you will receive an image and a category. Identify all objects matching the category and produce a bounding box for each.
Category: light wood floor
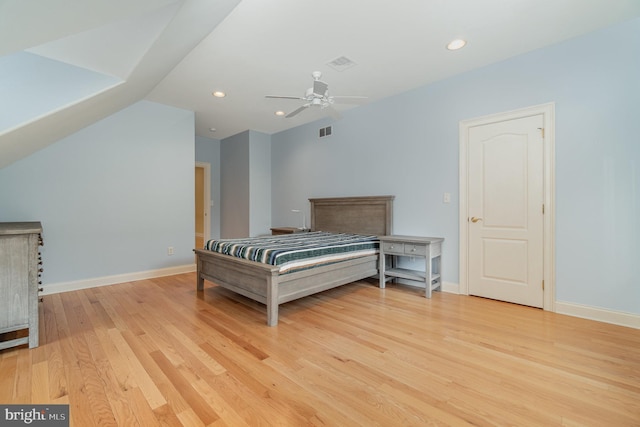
[1,273,639,426]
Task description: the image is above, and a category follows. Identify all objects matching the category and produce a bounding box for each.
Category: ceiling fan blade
[326,106,342,120]
[266,95,304,100]
[313,80,328,96]
[286,105,309,118]
[331,96,368,105]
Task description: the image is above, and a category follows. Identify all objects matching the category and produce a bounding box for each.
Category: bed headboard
[309,195,394,236]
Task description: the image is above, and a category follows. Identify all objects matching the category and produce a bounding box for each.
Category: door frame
[459,103,556,311]
[195,161,211,245]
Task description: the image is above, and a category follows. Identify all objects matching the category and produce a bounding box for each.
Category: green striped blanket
[204,231,379,273]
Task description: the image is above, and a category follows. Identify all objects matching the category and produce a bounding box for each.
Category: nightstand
[270,227,309,236]
[378,235,443,298]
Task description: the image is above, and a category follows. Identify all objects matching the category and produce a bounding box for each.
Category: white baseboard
[555,301,640,330]
[441,281,460,294]
[440,282,639,330]
[41,264,197,296]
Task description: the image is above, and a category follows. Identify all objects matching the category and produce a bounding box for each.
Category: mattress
[204,231,379,273]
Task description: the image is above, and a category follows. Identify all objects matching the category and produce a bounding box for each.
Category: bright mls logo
[0,405,69,426]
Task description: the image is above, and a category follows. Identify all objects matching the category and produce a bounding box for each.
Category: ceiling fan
[266,71,367,119]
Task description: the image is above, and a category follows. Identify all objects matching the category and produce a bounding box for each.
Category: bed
[195,195,394,326]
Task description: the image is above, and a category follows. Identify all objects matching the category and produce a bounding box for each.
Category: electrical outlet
[167,246,174,256]
[443,193,451,203]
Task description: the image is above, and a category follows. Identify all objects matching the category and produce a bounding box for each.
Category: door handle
[470,217,483,223]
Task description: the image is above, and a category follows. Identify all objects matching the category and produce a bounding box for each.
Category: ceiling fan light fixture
[447,39,467,50]
[212,91,226,98]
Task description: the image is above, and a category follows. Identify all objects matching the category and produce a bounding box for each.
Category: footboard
[195,249,281,325]
[195,249,378,326]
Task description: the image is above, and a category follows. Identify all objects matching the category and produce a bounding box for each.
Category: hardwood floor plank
[43,301,68,401]
[176,366,253,427]
[1,273,639,426]
[30,361,49,403]
[85,328,140,427]
[199,341,315,426]
[149,350,220,425]
[152,403,183,427]
[49,292,97,427]
[127,386,162,427]
[0,355,18,402]
[12,339,32,402]
[108,328,167,410]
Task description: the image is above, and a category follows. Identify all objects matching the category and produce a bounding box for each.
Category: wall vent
[319,126,332,138]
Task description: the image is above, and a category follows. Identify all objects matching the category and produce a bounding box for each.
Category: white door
[468,114,544,307]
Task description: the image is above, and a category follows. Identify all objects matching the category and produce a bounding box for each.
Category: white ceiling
[1,0,640,167]
[147,0,640,139]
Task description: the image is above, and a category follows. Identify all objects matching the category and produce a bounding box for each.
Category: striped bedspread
[204,231,379,273]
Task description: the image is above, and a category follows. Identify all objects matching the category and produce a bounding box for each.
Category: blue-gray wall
[271,18,640,315]
[0,100,195,286]
[249,130,272,236]
[219,130,272,238]
[220,131,251,238]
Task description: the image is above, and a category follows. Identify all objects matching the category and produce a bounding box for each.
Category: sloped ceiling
[0,0,241,169]
[1,0,640,169]
[25,2,182,80]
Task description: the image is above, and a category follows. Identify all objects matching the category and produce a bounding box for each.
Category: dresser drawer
[382,241,404,255]
[404,243,427,256]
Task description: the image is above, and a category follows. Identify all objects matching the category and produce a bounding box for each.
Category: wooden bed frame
[195,195,394,326]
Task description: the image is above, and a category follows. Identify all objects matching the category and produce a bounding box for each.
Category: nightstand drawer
[382,241,404,255]
[404,243,427,256]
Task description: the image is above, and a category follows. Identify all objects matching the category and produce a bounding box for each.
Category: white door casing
[195,162,211,245]
[459,103,555,311]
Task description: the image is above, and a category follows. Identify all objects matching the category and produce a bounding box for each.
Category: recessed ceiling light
[212,91,226,98]
[446,39,467,50]
[209,127,216,132]
[275,110,285,117]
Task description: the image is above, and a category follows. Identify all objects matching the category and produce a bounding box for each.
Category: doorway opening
[195,162,211,252]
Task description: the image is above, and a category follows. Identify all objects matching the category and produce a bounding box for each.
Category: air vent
[327,56,357,72]
[319,126,332,138]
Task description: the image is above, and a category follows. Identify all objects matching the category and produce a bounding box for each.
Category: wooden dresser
[0,222,43,350]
